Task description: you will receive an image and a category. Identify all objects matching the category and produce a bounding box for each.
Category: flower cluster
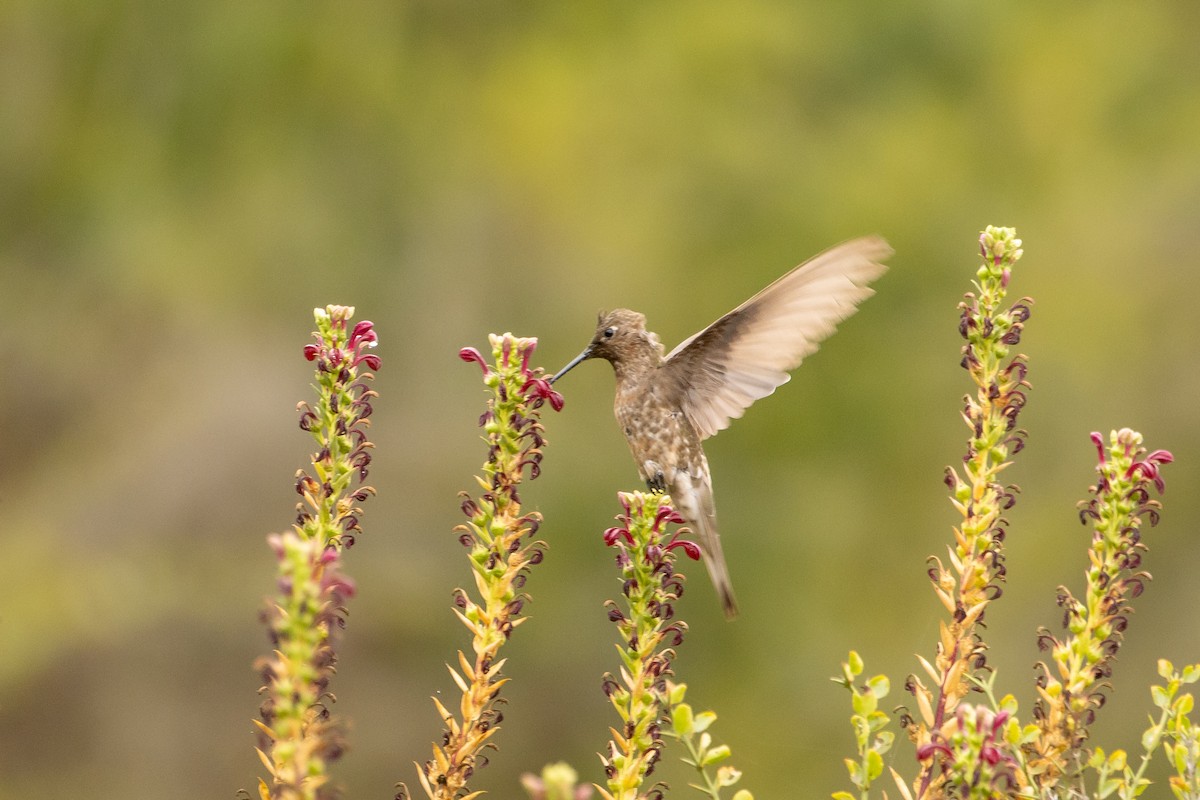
[255,305,380,800]
[598,492,694,800]
[414,334,562,800]
[1028,428,1173,785]
[916,705,1019,800]
[295,307,379,547]
[907,227,1031,797]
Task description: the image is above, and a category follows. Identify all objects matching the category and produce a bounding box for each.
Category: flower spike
[255,305,380,800]
[414,334,562,800]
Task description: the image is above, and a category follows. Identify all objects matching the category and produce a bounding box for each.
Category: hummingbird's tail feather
[696,514,739,619]
[668,473,739,619]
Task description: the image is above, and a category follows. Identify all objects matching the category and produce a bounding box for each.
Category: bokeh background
[3,2,1199,798]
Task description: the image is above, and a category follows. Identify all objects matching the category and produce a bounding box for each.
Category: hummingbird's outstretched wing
[663,236,891,440]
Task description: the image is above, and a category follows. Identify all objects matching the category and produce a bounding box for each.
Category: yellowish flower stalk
[254,305,380,800]
[412,334,562,800]
[908,228,1031,800]
[1027,428,1173,790]
[597,492,694,800]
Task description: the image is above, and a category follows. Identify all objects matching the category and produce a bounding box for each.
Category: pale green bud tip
[521,762,592,800]
[320,305,356,325]
[1114,427,1144,451]
[542,761,579,788]
[979,226,1023,268]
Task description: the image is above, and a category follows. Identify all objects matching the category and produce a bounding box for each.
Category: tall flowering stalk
[598,492,696,800]
[412,334,563,800]
[1027,428,1173,789]
[253,305,380,800]
[908,227,1031,800]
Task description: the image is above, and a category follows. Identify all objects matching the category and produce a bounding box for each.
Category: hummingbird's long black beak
[549,346,593,384]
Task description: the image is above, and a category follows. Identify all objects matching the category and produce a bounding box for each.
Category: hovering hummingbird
[550,236,891,619]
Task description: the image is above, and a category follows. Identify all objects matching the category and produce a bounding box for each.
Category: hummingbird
[550,236,891,619]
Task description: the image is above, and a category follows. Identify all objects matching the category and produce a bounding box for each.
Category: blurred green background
[3,1,1199,798]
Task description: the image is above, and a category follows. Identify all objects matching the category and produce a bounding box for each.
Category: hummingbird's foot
[643,463,667,494]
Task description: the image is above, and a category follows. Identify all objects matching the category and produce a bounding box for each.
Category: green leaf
[867,675,891,700]
[672,703,694,736]
[852,690,877,717]
[1173,742,1188,775]
[832,793,856,800]
[1142,724,1163,752]
[693,710,717,734]
[845,759,863,787]
[848,650,864,676]
[866,749,884,782]
[853,715,871,747]
[701,745,732,767]
[1153,685,1172,709]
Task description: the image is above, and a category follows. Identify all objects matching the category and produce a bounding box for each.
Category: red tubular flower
[349,320,376,348]
[521,376,565,411]
[604,526,634,547]
[1128,449,1174,493]
[665,534,701,561]
[458,347,491,376]
[652,505,686,533]
[520,339,535,376]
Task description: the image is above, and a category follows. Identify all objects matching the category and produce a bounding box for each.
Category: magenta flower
[604,525,634,547]
[521,376,565,412]
[458,347,491,376]
[665,532,701,561]
[1128,448,1174,493]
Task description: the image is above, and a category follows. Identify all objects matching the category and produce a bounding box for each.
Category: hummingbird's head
[550,309,662,383]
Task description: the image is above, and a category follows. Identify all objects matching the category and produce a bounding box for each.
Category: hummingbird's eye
[603,327,616,339]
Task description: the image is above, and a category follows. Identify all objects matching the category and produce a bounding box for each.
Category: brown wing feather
[663,236,891,440]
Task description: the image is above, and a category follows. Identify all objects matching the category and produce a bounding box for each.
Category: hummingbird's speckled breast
[613,366,705,490]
